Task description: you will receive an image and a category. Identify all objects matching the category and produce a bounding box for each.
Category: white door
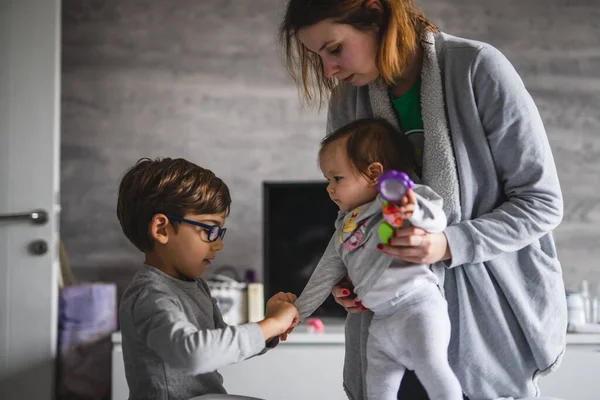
[0,1,61,399]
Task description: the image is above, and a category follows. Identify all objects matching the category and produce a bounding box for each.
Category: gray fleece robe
[326,31,567,400]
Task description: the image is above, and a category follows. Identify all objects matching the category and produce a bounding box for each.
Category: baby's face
[320,139,378,212]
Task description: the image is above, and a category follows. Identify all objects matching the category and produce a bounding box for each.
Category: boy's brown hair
[116,157,231,252]
[320,118,415,178]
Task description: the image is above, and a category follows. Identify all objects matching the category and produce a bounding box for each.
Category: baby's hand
[266,291,296,306]
[393,189,416,219]
[262,292,299,339]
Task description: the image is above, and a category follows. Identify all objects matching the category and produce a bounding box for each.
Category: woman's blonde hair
[279,0,437,106]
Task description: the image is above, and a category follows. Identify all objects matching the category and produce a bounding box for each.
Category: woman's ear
[366,162,384,186]
[149,214,170,245]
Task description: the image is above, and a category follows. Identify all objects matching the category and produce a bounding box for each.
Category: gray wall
[61,0,600,293]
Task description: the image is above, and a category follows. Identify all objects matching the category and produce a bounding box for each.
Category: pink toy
[306,318,325,334]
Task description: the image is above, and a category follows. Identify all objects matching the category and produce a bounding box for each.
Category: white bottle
[566,292,586,327]
[591,297,599,324]
[580,280,592,323]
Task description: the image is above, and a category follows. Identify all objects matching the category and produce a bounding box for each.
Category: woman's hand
[378,227,452,265]
[331,278,368,313]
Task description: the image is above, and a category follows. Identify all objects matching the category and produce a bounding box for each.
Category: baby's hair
[116,157,231,252]
[319,118,415,179]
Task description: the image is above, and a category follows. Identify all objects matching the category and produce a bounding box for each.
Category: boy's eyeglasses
[166,215,226,242]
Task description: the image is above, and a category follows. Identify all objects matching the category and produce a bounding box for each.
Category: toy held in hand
[376,170,414,244]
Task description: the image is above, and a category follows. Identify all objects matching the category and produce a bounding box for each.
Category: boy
[117,157,298,400]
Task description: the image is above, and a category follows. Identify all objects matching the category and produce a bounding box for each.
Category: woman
[279,1,567,399]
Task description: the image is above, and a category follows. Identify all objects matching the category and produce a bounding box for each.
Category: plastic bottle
[566,291,586,327]
[580,280,592,323]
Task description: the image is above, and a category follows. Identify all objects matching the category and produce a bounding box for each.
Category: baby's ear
[366,162,384,185]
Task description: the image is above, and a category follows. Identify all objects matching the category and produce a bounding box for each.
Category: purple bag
[57,283,117,400]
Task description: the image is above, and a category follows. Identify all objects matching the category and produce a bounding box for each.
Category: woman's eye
[329,45,341,55]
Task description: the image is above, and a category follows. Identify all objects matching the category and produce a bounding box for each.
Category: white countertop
[111,319,600,346]
[112,319,347,345]
[565,333,600,345]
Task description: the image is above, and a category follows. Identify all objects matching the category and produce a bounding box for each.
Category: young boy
[117,157,299,400]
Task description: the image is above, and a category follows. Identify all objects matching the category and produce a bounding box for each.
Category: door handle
[0,209,48,225]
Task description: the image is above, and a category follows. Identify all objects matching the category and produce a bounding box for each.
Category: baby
[289,119,462,400]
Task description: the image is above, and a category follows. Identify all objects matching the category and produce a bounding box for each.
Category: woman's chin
[349,75,377,87]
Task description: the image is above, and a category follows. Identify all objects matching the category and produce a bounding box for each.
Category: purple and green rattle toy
[376,170,414,244]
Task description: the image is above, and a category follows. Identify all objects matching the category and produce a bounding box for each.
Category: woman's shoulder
[436,32,491,54]
[436,31,510,68]
[329,82,361,111]
[327,83,371,134]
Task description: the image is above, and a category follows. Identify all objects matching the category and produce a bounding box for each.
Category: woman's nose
[322,59,340,79]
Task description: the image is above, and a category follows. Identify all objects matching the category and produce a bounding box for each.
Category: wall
[61,0,600,293]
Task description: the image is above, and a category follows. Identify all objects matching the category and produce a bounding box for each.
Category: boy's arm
[294,234,347,321]
[408,184,447,233]
[132,286,267,375]
[209,295,278,353]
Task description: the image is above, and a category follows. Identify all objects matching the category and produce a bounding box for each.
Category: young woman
[279,1,567,399]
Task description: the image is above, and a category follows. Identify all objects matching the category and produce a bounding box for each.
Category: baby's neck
[345,195,378,212]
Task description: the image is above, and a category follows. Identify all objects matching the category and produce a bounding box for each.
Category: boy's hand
[258,292,299,341]
[279,323,297,342]
[393,189,416,219]
[266,292,299,340]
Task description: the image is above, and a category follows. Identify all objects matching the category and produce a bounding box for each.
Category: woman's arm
[443,45,563,267]
[382,45,562,266]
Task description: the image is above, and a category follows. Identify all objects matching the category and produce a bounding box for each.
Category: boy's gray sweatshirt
[119,265,267,400]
